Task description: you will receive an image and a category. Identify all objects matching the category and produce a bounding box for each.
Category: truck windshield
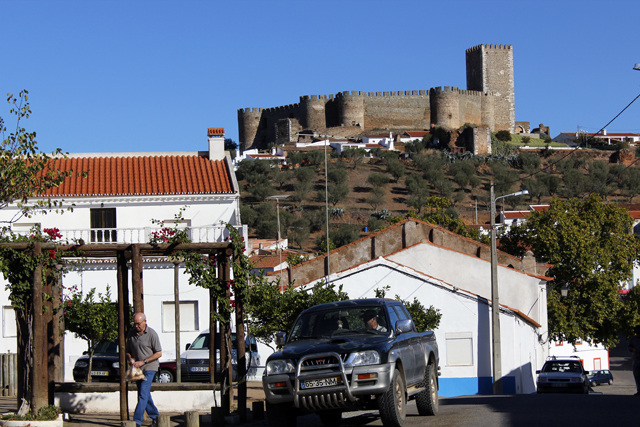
[290,306,389,341]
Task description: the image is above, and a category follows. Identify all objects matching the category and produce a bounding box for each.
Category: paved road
[1,351,636,426]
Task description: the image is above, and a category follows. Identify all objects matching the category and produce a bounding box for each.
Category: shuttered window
[446,332,473,366]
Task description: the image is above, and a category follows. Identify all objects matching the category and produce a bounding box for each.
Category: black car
[73,341,176,383]
[73,341,121,382]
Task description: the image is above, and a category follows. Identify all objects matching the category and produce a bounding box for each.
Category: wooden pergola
[2,240,246,420]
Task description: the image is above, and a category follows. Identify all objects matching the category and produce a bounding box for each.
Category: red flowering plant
[149,206,191,245]
[0,224,84,395]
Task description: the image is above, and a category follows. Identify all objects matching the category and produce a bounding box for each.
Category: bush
[495,130,512,142]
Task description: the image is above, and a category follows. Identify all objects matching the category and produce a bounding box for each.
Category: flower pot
[0,414,63,427]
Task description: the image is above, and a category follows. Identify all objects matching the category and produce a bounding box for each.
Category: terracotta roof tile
[40,155,233,197]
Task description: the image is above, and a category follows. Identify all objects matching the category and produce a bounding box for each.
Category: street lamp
[266,195,290,287]
[634,63,640,71]
[490,183,528,395]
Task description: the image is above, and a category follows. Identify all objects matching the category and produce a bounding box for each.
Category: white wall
[306,257,546,395]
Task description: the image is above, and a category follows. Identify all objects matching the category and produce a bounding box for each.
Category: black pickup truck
[262,298,439,427]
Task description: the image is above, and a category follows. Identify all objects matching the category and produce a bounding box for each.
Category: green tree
[518,152,541,175]
[495,130,512,142]
[224,138,238,159]
[285,252,309,267]
[499,195,640,347]
[367,187,386,210]
[327,168,348,185]
[318,182,350,206]
[620,167,640,202]
[374,286,442,332]
[64,286,129,382]
[270,167,290,191]
[386,160,406,183]
[245,279,349,346]
[288,218,310,249]
[562,169,586,199]
[366,172,390,188]
[342,148,366,169]
[0,91,75,220]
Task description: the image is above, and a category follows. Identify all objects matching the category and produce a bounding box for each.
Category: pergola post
[234,278,247,421]
[218,250,232,416]
[31,242,48,411]
[117,251,129,420]
[132,244,144,313]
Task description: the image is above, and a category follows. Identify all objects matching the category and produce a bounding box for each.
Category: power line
[497,90,640,192]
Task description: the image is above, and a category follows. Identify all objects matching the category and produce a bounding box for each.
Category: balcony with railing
[15,225,248,248]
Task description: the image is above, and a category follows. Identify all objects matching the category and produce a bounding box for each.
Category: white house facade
[298,238,549,396]
[0,128,265,382]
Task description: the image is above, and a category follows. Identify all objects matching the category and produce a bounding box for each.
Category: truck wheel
[266,402,297,427]
[416,363,438,416]
[378,368,406,427]
[318,410,342,425]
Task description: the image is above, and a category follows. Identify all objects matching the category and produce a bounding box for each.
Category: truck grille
[300,354,347,368]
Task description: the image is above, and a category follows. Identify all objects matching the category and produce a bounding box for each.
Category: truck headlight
[75,360,88,368]
[180,358,187,365]
[112,362,120,368]
[266,360,295,375]
[344,351,380,367]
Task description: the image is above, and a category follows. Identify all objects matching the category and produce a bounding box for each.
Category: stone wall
[239,43,516,149]
[279,218,534,288]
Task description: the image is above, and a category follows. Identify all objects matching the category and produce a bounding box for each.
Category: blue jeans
[134,370,159,425]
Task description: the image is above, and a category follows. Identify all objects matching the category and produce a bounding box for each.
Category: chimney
[603,129,607,136]
[208,127,225,161]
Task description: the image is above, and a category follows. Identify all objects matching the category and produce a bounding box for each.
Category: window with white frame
[3,306,16,337]
[446,332,473,366]
[162,301,199,332]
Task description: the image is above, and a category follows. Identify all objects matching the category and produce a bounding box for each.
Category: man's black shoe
[151,419,158,427]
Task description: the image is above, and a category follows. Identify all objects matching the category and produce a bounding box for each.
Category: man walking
[628,325,640,396]
[126,312,162,426]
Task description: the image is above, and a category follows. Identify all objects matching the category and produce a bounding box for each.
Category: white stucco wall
[304,255,547,395]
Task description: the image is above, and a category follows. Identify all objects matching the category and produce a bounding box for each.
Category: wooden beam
[234,279,247,421]
[132,244,143,313]
[32,242,47,411]
[117,251,129,421]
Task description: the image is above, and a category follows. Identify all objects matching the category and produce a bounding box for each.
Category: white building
[0,127,266,382]
[280,219,550,396]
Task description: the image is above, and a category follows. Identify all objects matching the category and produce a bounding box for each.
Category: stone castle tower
[238,44,515,150]
[466,44,515,133]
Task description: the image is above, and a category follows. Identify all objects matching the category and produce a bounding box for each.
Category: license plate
[551,383,567,387]
[91,371,109,376]
[301,377,338,389]
[191,367,209,372]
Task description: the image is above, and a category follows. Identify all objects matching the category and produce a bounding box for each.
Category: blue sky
[2,0,639,154]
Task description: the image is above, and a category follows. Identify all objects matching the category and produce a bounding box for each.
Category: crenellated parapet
[238,43,516,148]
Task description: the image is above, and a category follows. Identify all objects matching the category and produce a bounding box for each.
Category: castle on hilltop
[238,44,516,150]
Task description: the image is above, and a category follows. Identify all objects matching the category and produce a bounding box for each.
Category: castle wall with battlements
[239,44,515,150]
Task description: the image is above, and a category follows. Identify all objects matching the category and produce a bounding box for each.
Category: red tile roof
[503,211,531,219]
[40,155,233,197]
[404,131,430,137]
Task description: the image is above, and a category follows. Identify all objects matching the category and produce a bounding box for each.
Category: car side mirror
[185,343,191,351]
[250,343,258,352]
[275,332,287,347]
[536,370,541,374]
[82,351,88,355]
[395,319,414,335]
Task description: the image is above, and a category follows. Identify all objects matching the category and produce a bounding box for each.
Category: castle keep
[238,44,515,150]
